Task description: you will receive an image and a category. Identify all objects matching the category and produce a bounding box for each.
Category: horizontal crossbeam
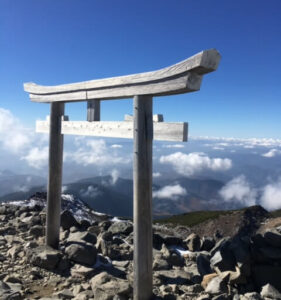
[36,120,188,142]
[24,49,220,103]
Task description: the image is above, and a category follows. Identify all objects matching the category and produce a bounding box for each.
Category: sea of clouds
[1,107,281,211]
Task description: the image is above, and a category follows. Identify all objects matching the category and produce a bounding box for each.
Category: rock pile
[0,195,281,299]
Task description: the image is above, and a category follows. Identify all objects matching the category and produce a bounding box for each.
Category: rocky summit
[0,193,281,299]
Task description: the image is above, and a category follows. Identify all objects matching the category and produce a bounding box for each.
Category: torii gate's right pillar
[133,95,153,300]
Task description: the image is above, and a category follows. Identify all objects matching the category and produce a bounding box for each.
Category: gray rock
[205,276,228,294]
[259,245,281,260]
[54,289,74,299]
[29,225,44,238]
[90,271,132,300]
[201,236,215,251]
[210,241,236,272]
[212,294,230,300]
[253,265,281,292]
[65,242,97,265]
[108,221,133,235]
[242,292,262,300]
[196,253,213,277]
[184,262,202,284]
[154,269,192,285]
[153,255,170,271]
[167,252,184,267]
[163,235,183,247]
[61,210,79,230]
[29,245,62,270]
[185,233,201,252]
[88,225,101,236]
[264,230,281,248]
[71,264,97,279]
[0,281,10,297]
[261,283,281,299]
[153,233,165,250]
[67,231,97,245]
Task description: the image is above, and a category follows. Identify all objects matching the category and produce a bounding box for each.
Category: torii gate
[24,49,220,300]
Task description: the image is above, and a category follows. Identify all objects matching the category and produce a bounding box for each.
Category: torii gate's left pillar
[46,102,65,249]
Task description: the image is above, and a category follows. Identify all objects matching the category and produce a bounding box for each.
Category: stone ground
[1,195,281,299]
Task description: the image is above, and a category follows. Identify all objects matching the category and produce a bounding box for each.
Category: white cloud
[163,144,184,148]
[111,144,123,148]
[219,175,257,206]
[65,139,130,166]
[62,185,68,193]
[212,146,224,150]
[192,136,281,149]
[80,185,101,198]
[160,152,232,176]
[21,146,48,169]
[260,179,281,210]
[110,169,119,185]
[153,184,187,200]
[0,108,32,153]
[153,172,161,178]
[262,149,281,158]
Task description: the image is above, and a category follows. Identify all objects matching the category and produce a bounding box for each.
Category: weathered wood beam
[87,100,100,121]
[27,72,201,102]
[125,114,164,122]
[24,49,221,103]
[46,102,64,249]
[133,95,153,300]
[36,120,188,142]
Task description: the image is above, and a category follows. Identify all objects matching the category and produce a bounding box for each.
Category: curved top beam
[24,49,221,103]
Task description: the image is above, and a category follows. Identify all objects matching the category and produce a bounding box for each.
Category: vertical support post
[133,95,153,300]
[46,102,65,249]
[87,100,100,121]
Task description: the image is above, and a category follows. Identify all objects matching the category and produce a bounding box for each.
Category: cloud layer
[219,175,257,206]
[160,152,232,176]
[153,184,187,200]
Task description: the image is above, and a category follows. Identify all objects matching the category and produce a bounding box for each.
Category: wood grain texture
[46,103,64,249]
[87,100,100,121]
[36,120,188,142]
[27,72,202,102]
[24,49,220,103]
[133,95,153,300]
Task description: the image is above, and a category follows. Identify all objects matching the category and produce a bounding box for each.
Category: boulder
[29,225,44,238]
[184,262,202,284]
[201,273,218,289]
[167,252,184,267]
[154,269,192,285]
[240,292,262,300]
[197,253,213,277]
[67,231,97,245]
[108,221,133,235]
[61,210,79,230]
[253,265,281,292]
[205,276,228,294]
[264,230,281,248]
[185,233,201,252]
[28,245,62,271]
[261,283,281,299]
[65,242,97,266]
[210,240,236,272]
[71,264,97,279]
[201,236,216,251]
[90,272,132,300]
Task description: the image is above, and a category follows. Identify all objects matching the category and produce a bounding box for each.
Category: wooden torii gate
[24,49,220,300]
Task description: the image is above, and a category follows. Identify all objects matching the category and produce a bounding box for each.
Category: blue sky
[1,0,281,138]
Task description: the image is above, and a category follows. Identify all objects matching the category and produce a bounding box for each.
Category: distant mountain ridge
[0,175,225,217]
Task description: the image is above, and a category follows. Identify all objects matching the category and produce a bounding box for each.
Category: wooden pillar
[87,100,100,121]
[133,95,153,300]
[46,102,65,249]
